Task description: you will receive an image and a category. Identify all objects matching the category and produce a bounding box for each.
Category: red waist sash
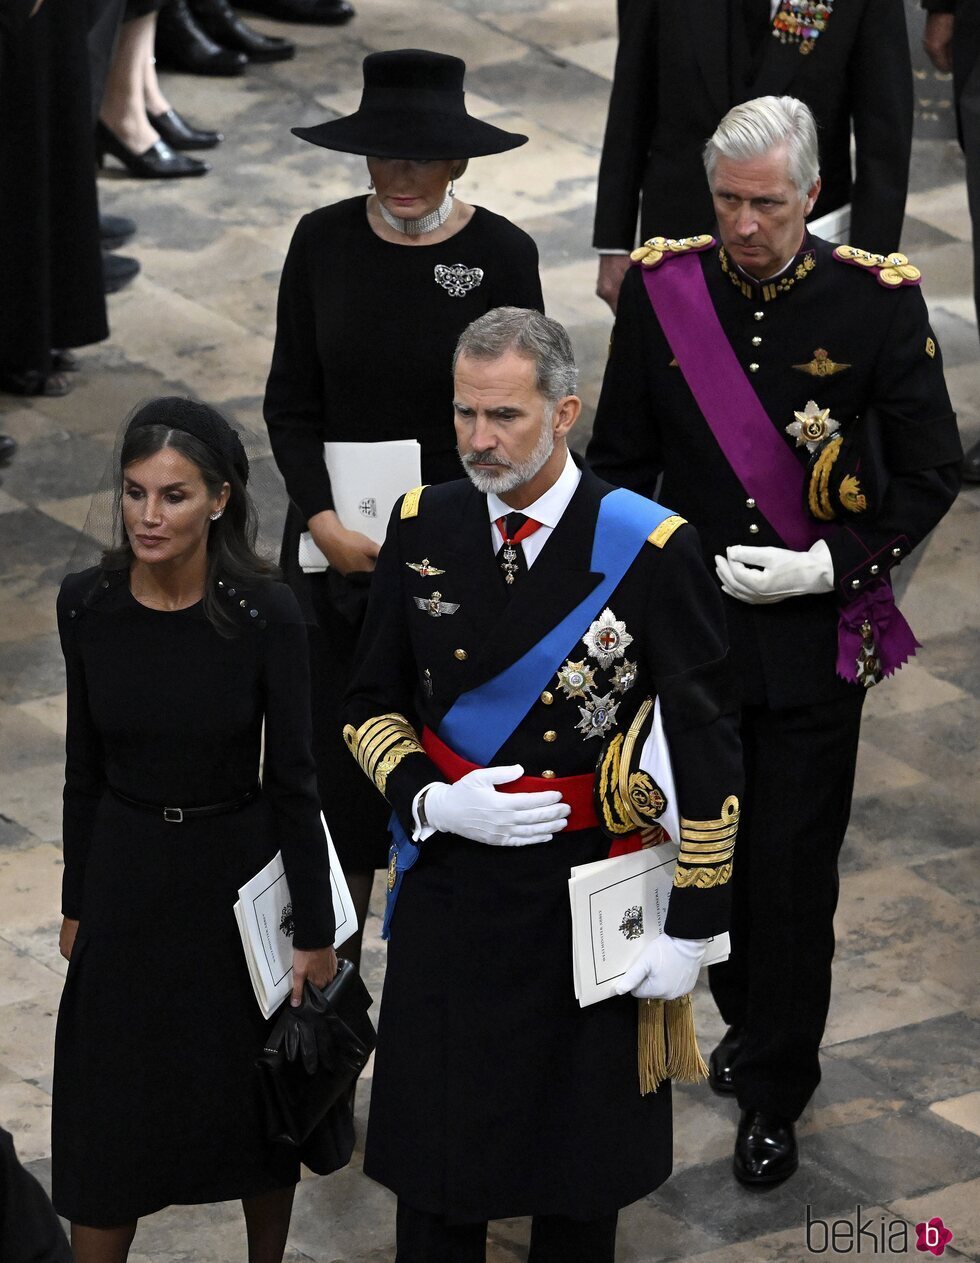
[421,726,600,832]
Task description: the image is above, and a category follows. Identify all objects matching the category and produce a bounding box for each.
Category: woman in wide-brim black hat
[263,49,544,968]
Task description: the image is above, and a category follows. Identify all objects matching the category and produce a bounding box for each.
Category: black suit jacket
[587,238,960,709]
[594,0,913,254]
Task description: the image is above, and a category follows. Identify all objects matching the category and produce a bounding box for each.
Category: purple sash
[640,255,826,552]
[639,254,917,684]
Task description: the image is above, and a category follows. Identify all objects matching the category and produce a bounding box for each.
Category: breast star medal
[611,660,637,693]
[786,400,840,452]
[557,659,596,700]
[407,559,445,577]
[583,608,633,669]
[413,591,460,618]
[793,348,850,378]
[575,691,621,740]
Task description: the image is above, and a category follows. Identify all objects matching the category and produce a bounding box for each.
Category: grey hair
[453,307,578,402]
[703,96,820,200]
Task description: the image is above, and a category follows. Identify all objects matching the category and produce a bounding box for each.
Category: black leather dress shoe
[708,1025,742,1095]
[191,0,295,59]
[99,212,137,248]
[962,437,980,485]
[237,0,354,24]
[155,0,248,75]
[148,107,222,150]
[102,252,141,294]
[733,1110,798,1186]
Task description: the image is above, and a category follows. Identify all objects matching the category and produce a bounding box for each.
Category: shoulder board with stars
[631,235,716,270]
[832,245,922,288]
[400,484,429,519]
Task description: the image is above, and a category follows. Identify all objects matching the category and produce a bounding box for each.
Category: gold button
[748,524,759,534]
[745,497,756,508]
[454,648,468,661]
[891,547,901,557]
[851,579,861,589]
[754,311,764,321]
[870,564,879,575]
[541,691,554,705]
[748,363,760,373]
[751,336,762,347]
[544,730,557,743]
[541,770,557,779]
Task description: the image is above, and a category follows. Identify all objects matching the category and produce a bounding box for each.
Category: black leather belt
[109,786,259,823]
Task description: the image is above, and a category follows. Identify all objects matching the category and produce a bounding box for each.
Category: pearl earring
[449,179,455,197]
[368,178,374,190]
[209,510,223,521]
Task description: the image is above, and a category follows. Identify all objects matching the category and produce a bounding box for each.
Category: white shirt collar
[486,449,581,529]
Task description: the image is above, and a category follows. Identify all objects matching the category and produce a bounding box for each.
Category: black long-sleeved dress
[51,567,334,1228]
[264,195,544,869]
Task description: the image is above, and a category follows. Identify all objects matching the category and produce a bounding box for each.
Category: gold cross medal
[406,558,445,577]
[414,590,460,618]
[556,659,596,700]
[582,608,633,668]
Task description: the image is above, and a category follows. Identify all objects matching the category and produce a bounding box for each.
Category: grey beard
[460,419,556,496]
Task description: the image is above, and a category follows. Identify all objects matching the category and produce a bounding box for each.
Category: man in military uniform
[593,0,913,312]
[588,95,961,1186]
[343,307,743,1263]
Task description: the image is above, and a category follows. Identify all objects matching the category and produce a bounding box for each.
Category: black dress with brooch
[264,195,543,870]
[51,568,334,1228]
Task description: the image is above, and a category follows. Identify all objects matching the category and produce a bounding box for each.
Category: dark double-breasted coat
[593,0,913,254]
[343,464,743,1222]
[587,235,960,1118]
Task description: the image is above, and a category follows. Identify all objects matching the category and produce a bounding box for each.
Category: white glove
[714,540,834,605]
[422,765,571,847]
[614,934,708,1001]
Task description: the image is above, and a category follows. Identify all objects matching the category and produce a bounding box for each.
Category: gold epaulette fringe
[638,993,709,1095]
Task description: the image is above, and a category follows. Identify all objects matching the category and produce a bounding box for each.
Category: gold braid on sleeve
[674,795,739,889]
[343,713,425,795]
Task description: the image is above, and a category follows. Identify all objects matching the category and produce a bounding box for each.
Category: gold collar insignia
[719,246,816,302]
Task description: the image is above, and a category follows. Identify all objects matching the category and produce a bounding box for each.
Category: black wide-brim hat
[291,49,528,160]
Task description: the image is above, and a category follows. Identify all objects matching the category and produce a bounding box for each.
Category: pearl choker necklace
[379,193,454,236]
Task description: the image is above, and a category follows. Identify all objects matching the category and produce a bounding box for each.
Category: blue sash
[382,488,674,938]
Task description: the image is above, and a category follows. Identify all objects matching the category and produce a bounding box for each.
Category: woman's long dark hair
[102,421,279,636]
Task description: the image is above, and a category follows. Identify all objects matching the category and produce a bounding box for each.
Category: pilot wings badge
[407,558,445,577]
[414,590,460,618]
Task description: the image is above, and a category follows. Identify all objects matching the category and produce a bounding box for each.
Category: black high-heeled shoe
[96,121,210,178]
[147,107,223,150]
[190,0,295,61]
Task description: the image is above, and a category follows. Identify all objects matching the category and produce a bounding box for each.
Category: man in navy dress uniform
[343,308,743,1262]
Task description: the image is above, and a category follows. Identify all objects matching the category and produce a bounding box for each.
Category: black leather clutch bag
[257,959,376,1174]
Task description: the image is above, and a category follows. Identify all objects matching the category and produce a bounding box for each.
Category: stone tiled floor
[1,1,978,1260]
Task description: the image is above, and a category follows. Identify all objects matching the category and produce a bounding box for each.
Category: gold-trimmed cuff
[343,712,424,795]
[676,794,739,888]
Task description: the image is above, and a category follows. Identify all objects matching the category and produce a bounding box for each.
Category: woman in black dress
[52,397,337,1263]
[264,50,544,963]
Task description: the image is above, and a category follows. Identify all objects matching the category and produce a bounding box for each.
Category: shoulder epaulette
[631,235,715,270]
[400,484,428,519]
[647,514,687,548]
[832,245,921,288]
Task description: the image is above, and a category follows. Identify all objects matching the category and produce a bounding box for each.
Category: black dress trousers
[708,692,866,1120]
[395,1202,619,1263]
